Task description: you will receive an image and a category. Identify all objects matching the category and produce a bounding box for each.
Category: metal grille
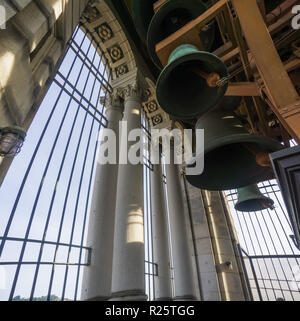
[0,26,111,301]
[226,141,300,301]
[0,24,157,301]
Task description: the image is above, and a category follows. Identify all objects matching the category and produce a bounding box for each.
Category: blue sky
[0,28,107,300]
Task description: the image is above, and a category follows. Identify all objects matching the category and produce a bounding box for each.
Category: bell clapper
[243,143,272,168]
[255,152,272,167]
[188,66,221,87]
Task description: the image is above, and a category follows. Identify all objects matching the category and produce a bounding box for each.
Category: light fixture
[0,126,26,157]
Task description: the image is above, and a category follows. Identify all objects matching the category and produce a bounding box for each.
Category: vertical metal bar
[248,257,263,301]
[237,245,254,301]
[7,31,89,301]
[147,120,155,301]
[73,66,112,301]
[26,31,97,301]
[46,36,100,301]
[60,55,104,301]
[60,54,110,301]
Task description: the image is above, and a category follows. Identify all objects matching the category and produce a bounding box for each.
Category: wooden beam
[232,0,300,142]
[155,0,229,66]
[225,82,260,96]
[266,0,299,25]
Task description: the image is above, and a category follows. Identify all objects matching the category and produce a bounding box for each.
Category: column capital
[110,68,149,103]
[119,82,148,103]
[100,91,124,114]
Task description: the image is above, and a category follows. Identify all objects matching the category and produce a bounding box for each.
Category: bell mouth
[147,0,215,69]
[186,134,282,191]
[235,198,274,212]
[156,51,228,120]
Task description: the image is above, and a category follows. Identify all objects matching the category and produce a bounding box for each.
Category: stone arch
[80,1,170,130]
[0,0,170,184]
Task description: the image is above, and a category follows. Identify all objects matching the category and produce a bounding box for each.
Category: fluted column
[151,144,172,301]
[81,93,123,301]
[110,77,148,301]
[165,142,197,301]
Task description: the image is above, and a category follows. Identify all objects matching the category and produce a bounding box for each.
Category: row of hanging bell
[146,0,228,119]
[132,1,279,211]
[133,0,226,119]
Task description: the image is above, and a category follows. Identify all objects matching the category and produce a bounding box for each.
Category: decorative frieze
[96,22,114,42]
[115,64,129,78]
[145,100,158,113]
[82,2,102,23]
[108,44,124,63]
[151,114,163,126]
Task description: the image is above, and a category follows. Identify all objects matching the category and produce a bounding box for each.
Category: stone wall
[182,175,250,301]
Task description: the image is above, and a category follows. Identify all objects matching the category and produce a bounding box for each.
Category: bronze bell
[235,184,275,212]
[186,109,283,190]
[156,44,229,119]
[147,0,215,69]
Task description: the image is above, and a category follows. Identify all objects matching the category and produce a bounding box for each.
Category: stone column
[110,75,148,301]
[164,142,197,301]
[81,93,123,301]
[151,144,172,301]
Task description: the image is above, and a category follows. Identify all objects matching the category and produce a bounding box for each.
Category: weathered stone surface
[45,39,63,67]
[0,84,14,126]
[0,26,34,125]
[10,0,32,11]
[0,1,17,24]
[33,62,50,91]
[39,0,63,20]
[13,2,49,53]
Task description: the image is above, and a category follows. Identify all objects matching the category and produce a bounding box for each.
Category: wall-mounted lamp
[0,126,26,157]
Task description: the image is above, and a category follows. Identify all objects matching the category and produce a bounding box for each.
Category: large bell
[132,0,156,44]
[234,184,275,212]
[147,0,215,68]
[186,109,283,190]
[156,44,229,119]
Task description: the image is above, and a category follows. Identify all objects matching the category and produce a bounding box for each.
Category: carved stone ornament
[118,81,148,102]
[100,90,123,110]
